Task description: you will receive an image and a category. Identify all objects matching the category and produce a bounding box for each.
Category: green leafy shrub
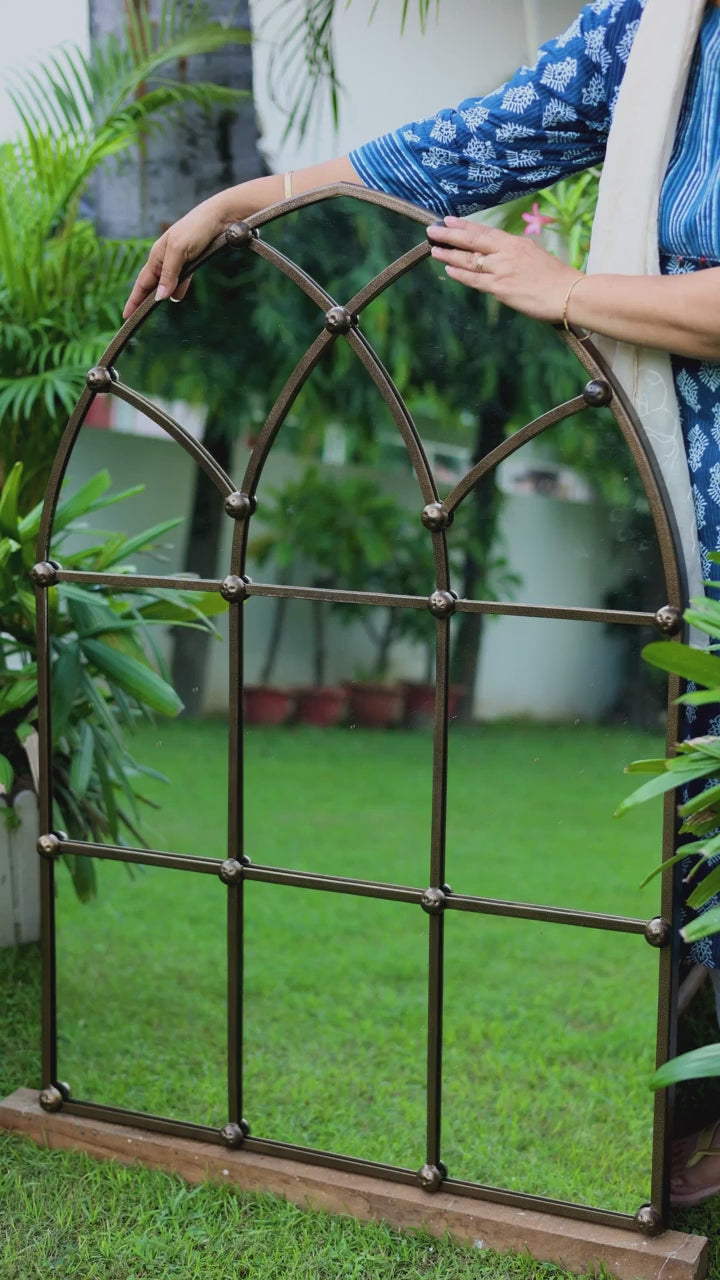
[0,462,225,899]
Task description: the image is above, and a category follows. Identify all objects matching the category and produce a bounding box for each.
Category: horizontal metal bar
[244,863,422,904]
[62,1098,224,1145]
[247,582,656,627]
[56,570,221,593]
[454,598,656,627]
[243,1135,415,1185]
[54,571,658,630]
[58,842,648,931]
[442,1175,637,1231]
[59,839,221,876]
[245,581,427,610]
[446,893,647,934]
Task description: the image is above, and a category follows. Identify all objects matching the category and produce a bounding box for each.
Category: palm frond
[266,0,439,142]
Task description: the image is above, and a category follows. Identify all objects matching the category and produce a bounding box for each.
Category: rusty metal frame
[32,183,688,1238]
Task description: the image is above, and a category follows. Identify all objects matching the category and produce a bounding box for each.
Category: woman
[124,0,720,1205]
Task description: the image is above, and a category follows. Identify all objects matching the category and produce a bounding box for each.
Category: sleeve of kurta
[349,0,646,218]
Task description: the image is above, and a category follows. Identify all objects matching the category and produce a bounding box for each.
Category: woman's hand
[122,157,364,321]
[427,217,581,323]
[122,191,237,319]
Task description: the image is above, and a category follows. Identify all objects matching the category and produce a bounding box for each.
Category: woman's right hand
[122,190,236,319]
[122,157,361,320]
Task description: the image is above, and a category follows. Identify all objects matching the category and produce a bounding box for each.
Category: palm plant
[0,0,250,496]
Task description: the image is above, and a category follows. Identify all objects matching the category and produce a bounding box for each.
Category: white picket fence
[0,791,40,947]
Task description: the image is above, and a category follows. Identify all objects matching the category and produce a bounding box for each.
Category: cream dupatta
[585,0,706,601]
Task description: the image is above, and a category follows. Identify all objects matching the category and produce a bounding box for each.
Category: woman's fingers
[122,229,195,318]
[154,231,190,302]
[427,218,506,253]
[123,236,168,319]
[430,244,497,275]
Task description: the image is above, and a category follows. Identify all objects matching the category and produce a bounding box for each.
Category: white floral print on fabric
[677,368,701,410]
[350,0,644,218]
[540,57,579,92]
[430,118,457,145]
[699,362,720,392]
[688,424,709,472]
[693,484,708,529]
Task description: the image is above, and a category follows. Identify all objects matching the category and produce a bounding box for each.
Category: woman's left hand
[427,217,581,323]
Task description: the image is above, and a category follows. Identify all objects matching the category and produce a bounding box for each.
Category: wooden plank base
[0,1089,708,1280]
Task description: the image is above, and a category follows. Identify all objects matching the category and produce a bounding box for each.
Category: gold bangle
[283,170,294,200]
[562,275,592,342]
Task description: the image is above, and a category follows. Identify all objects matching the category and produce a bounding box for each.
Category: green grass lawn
[3,718,719,1277]
[52,720,666,1212]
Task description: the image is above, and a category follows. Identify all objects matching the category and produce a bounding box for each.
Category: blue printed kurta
[351,0,720,963]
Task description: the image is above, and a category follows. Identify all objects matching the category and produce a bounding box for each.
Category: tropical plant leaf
[81,638,183,717]
[615,760,719,817]
[0,461,23,538]
[681,906,720,944]
[687,865,720,911]
[0,753,14,794]
[652,1044,720,1089]
[642,640,720,689]
[68,721,94,800]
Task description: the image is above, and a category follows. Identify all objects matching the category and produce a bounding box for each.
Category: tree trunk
[89,0,264,709]
[88,0,263,240]
[450,376,511,721]
[312,598,327,687]
[170,417,231,714]
[259,595,290,685]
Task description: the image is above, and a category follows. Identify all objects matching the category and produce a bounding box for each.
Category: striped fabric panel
[659,5,720,263]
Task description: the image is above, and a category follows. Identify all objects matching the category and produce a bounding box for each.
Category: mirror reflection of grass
[50,717,665,1214]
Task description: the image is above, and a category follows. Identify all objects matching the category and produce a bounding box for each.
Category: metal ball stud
[582,379,612,407]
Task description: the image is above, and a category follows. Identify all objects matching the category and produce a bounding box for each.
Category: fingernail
[444,216,460,225]
[155,285,170,301]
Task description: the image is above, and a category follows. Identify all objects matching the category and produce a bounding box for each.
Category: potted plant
[0,462,225,922]
[251,466,405,726]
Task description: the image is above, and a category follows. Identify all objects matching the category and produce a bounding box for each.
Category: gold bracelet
[562,275,592,342]
[283,170,294,200]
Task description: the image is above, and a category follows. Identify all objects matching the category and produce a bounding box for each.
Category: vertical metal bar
[425,615,451,1169]
[651,671,682,1221]
[226,598,244,1124]
[36,587,57,1086]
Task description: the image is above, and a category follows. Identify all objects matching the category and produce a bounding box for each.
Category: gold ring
[472,254,485,273]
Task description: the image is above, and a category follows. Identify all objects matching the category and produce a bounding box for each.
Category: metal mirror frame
[32,183,687,1236]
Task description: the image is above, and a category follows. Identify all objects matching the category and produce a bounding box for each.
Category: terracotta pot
[244,686,293,726]
[402,682,466,728]
[294,687,347,727]
[345,682,404,729]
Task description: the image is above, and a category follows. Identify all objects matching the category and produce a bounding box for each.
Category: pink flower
[521,202,555,236]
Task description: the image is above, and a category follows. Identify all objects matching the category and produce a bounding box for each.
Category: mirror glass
[443,913,657,1213]
[46,195,674,1213]
[55,857,226,1126]
[243,882,427,1168]
[47,577,229,862]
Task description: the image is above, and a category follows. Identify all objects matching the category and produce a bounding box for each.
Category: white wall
[1,1,580,159]
[64,427,629,721]
[250,0,580,171]
[0,1,89,141]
